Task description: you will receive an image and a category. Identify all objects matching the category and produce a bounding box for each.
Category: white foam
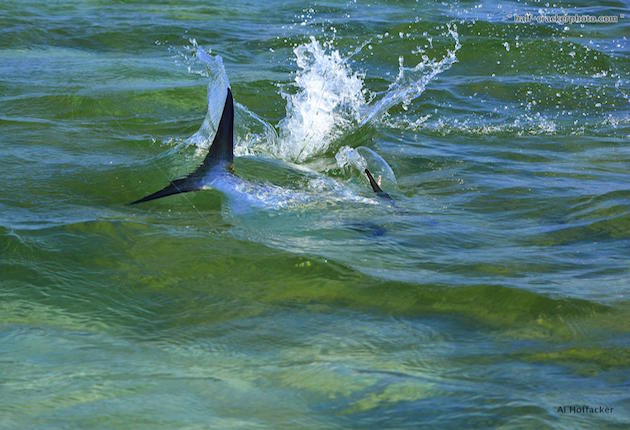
[275,37,366,162]
[272,25,460,162]
[184,27,460,168]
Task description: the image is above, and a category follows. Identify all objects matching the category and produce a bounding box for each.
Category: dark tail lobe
[131,88,234,205]
[130,178,197,204]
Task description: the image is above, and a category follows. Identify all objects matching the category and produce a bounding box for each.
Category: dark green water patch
[525,214,630,246]
[521,346,630,376]
[3,219,620,344]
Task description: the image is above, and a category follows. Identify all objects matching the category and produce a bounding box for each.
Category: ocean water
[1,0,629,428]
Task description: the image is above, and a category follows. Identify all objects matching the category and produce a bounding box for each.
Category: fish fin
[130,177,197,205]
[131,88,234,204]
[365,168,384,193]
[364,168,392,200]
[196,87,234,171]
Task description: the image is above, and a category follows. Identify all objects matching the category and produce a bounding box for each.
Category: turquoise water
[1,0,629,428]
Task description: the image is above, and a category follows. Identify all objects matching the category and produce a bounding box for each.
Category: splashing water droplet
[275,37,366,162]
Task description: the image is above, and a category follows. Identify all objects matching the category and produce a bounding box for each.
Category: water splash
[183,44,278,156]
[233,106,279,157]
[183,26,461,171]
[361,23,461,126]
[185,46,229,150]
[336,145,368,172]
[160,43,380,212]
[275,37,366,162]
[273,25,461,162]
[336,146,397,187]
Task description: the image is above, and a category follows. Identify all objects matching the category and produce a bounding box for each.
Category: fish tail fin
[131,87,234,205]
[130,178,196,205]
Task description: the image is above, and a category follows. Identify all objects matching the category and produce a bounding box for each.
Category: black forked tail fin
[131,88,234,205]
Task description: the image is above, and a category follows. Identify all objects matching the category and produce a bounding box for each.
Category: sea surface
[1,0,629,428]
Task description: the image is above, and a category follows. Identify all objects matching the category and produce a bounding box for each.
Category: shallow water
[1,0,629,428]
